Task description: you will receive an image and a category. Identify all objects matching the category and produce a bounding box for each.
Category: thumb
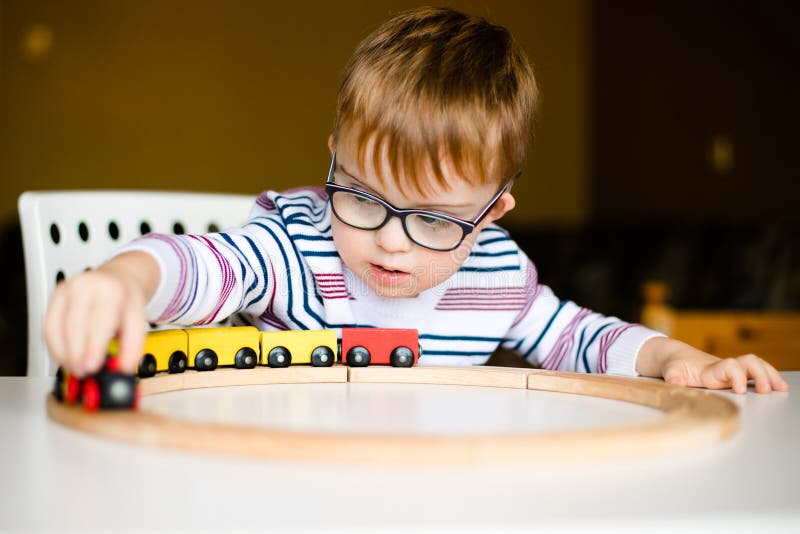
[662,359,690,387]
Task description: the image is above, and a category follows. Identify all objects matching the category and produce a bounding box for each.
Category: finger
[61,285,94,377]
[703,359,747,393]
[726,361,749,394]
[697,359,731,390]
[737,354,771,394]
[82,294,122,377]
[43,286,68,367]
[116,298,147,375]
[763,360,789,392]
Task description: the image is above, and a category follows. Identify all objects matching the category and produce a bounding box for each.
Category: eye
[354,194,378,206]
[418,215,450,228]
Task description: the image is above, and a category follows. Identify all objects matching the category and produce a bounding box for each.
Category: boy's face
[328,134,515,298]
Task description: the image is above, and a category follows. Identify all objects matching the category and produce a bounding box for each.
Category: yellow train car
[186,326,261,371]
[259,329,337,367]
[137,329,189,377]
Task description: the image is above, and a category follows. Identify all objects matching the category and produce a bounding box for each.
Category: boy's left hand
[638,337,790,394]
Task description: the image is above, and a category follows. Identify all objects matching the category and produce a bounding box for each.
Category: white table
[1,372,798,533]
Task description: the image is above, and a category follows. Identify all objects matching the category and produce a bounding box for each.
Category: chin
[370,282,421,299]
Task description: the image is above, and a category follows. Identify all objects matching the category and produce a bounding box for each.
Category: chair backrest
[641,281,800,371]
[18,190,256,376]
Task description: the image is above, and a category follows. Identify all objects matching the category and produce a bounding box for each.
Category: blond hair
[334,6,538,194]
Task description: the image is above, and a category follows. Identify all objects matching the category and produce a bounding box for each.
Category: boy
[44,6,787,394]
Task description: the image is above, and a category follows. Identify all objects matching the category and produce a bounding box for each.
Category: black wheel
[195,349,218,371]
[267,346,291,367]
[337,341,342,363]
[235,347,258,369]
[390,346,414,367]
[53,367,65,400]
[168,351,187,373]
[311,346,335,367]
[98,374,136,410]
[138,354,157,378]
[346,346,370,367]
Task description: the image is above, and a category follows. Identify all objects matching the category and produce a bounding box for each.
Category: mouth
[369,263,412,284]
[370,263,408,274]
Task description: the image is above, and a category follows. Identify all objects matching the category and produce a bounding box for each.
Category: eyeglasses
[324,151,511,251]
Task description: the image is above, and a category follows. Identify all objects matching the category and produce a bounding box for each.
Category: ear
[327,134,335,155]
[483,191,516,226]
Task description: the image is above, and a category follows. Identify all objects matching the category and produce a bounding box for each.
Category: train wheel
[311,346,335,367]
[390,346,414,367]
[65,375,81,404]
[195,349,218,371]
[53,367,65,401]
[168,351,187,374]
[83,380,100,411]
[346,346,370,367]
[104,376,136,409]
[138,354,157,378]
[235,347,258,369]
[267,346,291,368]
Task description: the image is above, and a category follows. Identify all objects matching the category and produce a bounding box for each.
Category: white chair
[18,190,256,377]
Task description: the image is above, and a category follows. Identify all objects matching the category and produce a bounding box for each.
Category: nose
[374,216,412,253]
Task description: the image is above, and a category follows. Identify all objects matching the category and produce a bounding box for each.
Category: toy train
[54,327,420,411]
[136,326,420,377]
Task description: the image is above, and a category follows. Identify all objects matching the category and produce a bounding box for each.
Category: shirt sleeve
[111,212,288,326]
[501,253,665,377]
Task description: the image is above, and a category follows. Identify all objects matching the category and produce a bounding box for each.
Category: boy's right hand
[43,251,160,378]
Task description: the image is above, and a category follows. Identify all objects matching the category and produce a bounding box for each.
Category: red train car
[340,328,420,367]
[54,356,138,411]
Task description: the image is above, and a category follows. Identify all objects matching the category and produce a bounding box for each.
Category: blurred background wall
[1,0,798,374]
[0,0,590,226]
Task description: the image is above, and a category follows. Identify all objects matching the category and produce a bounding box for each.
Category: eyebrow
[338,164,381,196]
[337,163,475,213]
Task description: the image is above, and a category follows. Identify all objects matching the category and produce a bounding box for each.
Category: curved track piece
[47,366,739,465]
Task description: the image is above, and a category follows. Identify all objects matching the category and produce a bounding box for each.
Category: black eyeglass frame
[324,150,512,252]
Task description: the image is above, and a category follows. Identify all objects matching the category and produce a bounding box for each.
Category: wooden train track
[47,365,739,464]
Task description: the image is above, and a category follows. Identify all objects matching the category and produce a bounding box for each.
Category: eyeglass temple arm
[473,178,515,225]
[326,150,337,184]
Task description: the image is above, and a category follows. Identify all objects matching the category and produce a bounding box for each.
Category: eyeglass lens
[330,190,464,250]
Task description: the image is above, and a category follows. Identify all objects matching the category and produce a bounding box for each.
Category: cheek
[420,249,464,283]
[332,218,368,262]
[447,236,477,266]
[421,235,479,282]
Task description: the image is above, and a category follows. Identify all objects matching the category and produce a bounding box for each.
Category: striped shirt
[119,188,663,376]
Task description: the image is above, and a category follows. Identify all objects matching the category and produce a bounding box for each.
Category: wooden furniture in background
[641,282,800,371]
